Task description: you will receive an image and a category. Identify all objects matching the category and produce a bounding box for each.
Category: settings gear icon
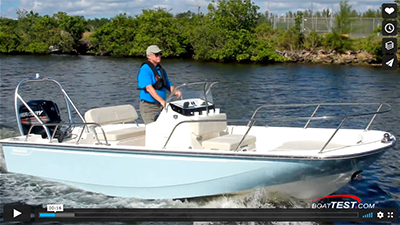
[377,211,384,219]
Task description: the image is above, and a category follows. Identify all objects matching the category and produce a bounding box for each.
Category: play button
[3,205,31,222]
[14,209,22,218]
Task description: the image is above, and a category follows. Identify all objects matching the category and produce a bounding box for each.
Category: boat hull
[0,142,391,200]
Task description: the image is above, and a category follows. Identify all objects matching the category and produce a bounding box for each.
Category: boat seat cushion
[190,113,227,136]
[202,134,256,150]
[85,104,138,125]
[98,127,146,141]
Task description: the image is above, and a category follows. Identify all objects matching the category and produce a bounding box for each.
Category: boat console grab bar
[166,81,219,114]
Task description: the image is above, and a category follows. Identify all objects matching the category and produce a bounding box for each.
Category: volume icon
[362,212,373,218]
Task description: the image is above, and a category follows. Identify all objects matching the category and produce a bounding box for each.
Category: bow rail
[163,102,391,153]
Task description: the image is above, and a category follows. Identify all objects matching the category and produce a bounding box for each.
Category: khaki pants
[140,101,162,125]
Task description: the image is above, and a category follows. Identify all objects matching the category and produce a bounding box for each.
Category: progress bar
[39,212,75,218]
[35,208,398,222]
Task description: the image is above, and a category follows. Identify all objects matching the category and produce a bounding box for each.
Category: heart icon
[385,7,395,14]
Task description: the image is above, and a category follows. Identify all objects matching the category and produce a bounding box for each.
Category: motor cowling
[19,100,62,138]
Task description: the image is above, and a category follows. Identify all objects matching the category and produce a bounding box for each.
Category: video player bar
[3,205,397,222]
[33,208,396,222]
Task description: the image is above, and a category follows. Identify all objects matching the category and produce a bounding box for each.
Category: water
[0,55,399,224]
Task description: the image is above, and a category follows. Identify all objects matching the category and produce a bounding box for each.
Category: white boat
[0,75,396,200]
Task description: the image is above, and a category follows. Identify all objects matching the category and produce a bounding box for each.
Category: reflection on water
[0,55,399,224]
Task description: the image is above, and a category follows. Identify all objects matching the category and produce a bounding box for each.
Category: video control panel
[381,3,398,69]
[2,204,398,223]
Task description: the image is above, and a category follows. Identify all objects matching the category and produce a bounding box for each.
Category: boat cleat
[381,133,394,143]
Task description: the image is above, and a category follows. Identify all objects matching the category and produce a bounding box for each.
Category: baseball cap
[146,45,162,56]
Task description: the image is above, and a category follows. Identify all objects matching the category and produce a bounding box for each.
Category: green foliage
[0,17,17,27]
[253,25,286,61]
[129,8,185,57]
[254,23,278,44]
[279,30,296,51]
[361,9,381,18]
[15,10,41,52]
[55,12,88,49]
[334,0,355,35]
[208,0,260,32]
[397,0,400,35]
[87,18,111,31]
[250,36,288,62]
[304,31,323,49]
[26,42,49,54]
[354,36,382,60]
[0,9,87,54]
[323,30,353,52]
[0,25,19,53]
[278,12,304,51]
[293,12,305,49]
[0,0,388,64]
[89,13,137,56]
[372,26,382,35]
[257,11,273,26]
[188,16,226,60]
[0,18,19,53]
[175,10,197,20]
[175,11,200,56]
[187,0,282,62]
[272,6,379,19]
[326,0,355,52]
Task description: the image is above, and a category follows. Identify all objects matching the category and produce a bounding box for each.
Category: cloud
[1,0,384,19]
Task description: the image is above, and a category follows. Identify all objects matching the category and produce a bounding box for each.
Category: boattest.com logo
[311,194,376,209]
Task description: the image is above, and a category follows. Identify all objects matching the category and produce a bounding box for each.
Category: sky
[0,0,386,19]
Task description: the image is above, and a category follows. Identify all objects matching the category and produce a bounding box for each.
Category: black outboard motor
[19,100,62,139]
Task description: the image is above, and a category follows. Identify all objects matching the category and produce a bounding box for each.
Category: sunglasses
[154,53,162,57]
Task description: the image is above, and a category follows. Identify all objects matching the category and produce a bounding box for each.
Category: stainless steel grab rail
[24,122,110,145]
[14,77,392,153]
[163,103,391,153]
[14,74,86,142]
[245,102,390,153]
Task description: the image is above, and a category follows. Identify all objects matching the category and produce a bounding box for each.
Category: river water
[0,55,399,224]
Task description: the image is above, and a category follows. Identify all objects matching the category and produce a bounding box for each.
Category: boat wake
[0,172,317,225]
[0,173,318,225]
[0,171,310,208]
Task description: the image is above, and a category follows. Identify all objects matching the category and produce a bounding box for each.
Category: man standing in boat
[137,45,181,124]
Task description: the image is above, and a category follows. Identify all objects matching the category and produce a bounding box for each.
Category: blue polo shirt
[137,63,173,103]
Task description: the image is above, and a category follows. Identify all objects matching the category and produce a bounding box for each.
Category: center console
[169,98,215,116]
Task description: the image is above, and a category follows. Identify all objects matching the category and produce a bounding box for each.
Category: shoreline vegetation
[1,0,399,67]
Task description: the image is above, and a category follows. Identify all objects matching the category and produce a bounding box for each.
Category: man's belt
[141,100,161,106]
